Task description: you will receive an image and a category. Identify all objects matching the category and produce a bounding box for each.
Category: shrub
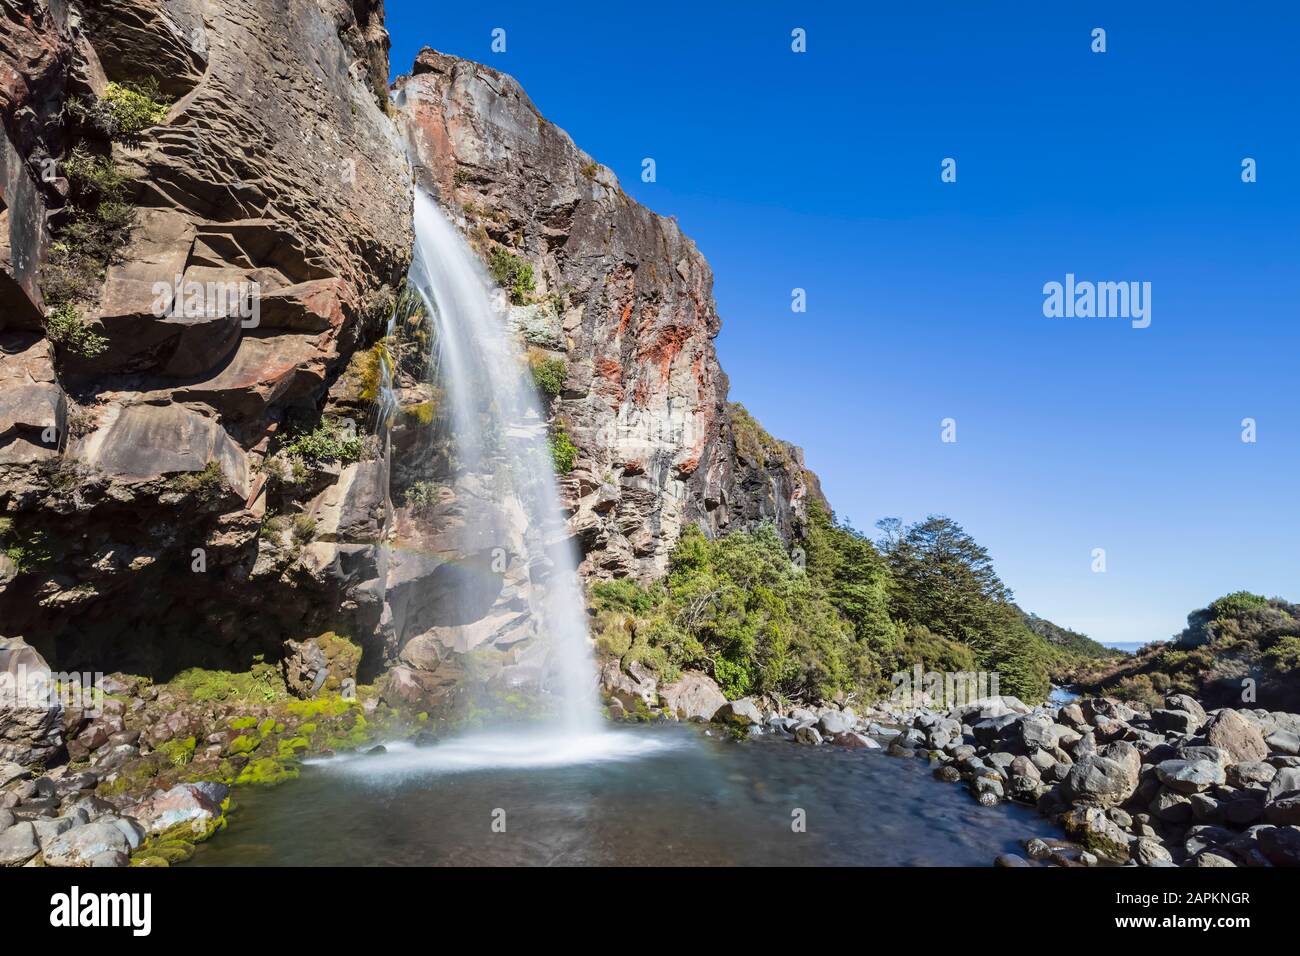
[64,147,127,202]
[488,246,535,305]
[167,461,227,501]
[403,480,440,514]
[282,418,364,464]
[291,514,317,545]
[98,80,170,136]
[528,351,567,398]
[45,303,109,357]
[548,424,577,473]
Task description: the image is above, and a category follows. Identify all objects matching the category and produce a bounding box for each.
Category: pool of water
[190,724,1063,866]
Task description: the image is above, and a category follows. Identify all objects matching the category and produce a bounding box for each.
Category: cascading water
[405,189,599,734]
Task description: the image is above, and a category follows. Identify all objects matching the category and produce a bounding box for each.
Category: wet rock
[995,853,1031,867]
[794,725,823,746]
[1061,805,1132,862]
[934,765,961,783]
[832,732,878,750]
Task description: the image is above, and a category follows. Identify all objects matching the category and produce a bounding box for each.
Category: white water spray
[407,190,598,734]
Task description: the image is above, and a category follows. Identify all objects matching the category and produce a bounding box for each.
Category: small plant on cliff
[65,146,128,202]
[528,350,567,398]
[291,514,318,545]
[580,160,598,181]
[167,461,228,501]
[548,423,578,474]
[283,418,365,464]
[1,522,54,573]
[77,80,171,137]
[488,246,535,305]
[45,303,109,357]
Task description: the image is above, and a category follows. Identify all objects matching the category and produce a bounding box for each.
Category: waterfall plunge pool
[189,724,1062,866]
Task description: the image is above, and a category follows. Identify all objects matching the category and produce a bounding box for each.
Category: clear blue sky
[384,2,1298,647]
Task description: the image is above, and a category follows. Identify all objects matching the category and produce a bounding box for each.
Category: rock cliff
[395,49,820,584]
[0,0,411,675]
[0,9,817,697]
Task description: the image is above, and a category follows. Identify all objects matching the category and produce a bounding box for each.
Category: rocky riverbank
[0,634,414,868]
[605,664,1300,866]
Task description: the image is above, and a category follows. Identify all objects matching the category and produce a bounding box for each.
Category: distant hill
[1014,606,1122,661]
[1079,592,1300,711]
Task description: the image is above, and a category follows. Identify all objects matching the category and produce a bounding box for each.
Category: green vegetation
[729,403,793,469]
[1086,591,1300,710]
[281,418,365,464]
[580,160,598,180]
[1,521,53,572]
[75,80,171,137]
[548,423,578,473]
[403,479,440,515]
[528,350,567,398]
[595,498,1089,705]
[167,461,227,501]
[169,662,287,705]
[44,302,109,357]
[488,246,535,305]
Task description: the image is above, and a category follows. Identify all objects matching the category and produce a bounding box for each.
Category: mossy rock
[235,757,299,787]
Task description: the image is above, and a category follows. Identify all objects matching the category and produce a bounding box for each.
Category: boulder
[1204,709,1269,763]
[1133,838,1174,866]
[658,671,725,722]
[712,697,763,728]
[794,724,823,746]
[1061,806,1131,862]
[1061,741,1141,807]
[0,636,64,767]
[128,782,227,836]
[0,820,39,866]
[41,822,131,867]
[1257,826,1300,867]
[1155,759,1226,795]
[1165,693,1208,725]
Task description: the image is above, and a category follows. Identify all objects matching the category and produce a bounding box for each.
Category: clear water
[190,726,1062,866]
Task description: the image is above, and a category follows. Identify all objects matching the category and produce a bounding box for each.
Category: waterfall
[405,189,598,733]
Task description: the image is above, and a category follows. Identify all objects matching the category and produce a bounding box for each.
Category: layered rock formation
[394,49,819,584]
[1,5,819,747]
[0,0,411,676]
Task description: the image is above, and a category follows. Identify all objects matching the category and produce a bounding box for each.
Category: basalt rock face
[395,49,819,584]
[0,1,412,677]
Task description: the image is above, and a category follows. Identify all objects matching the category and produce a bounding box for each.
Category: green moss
[224,734,257,756]
[155,735,196,768]
[277,737,310,758]
[229,716,258,731]
[285,695,355,720]
[235,757,299,787]
[256,717,277,738]
[299,722,317,735]
[170,663,287,704]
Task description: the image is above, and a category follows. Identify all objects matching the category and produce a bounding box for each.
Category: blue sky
[384,2,1298,646]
